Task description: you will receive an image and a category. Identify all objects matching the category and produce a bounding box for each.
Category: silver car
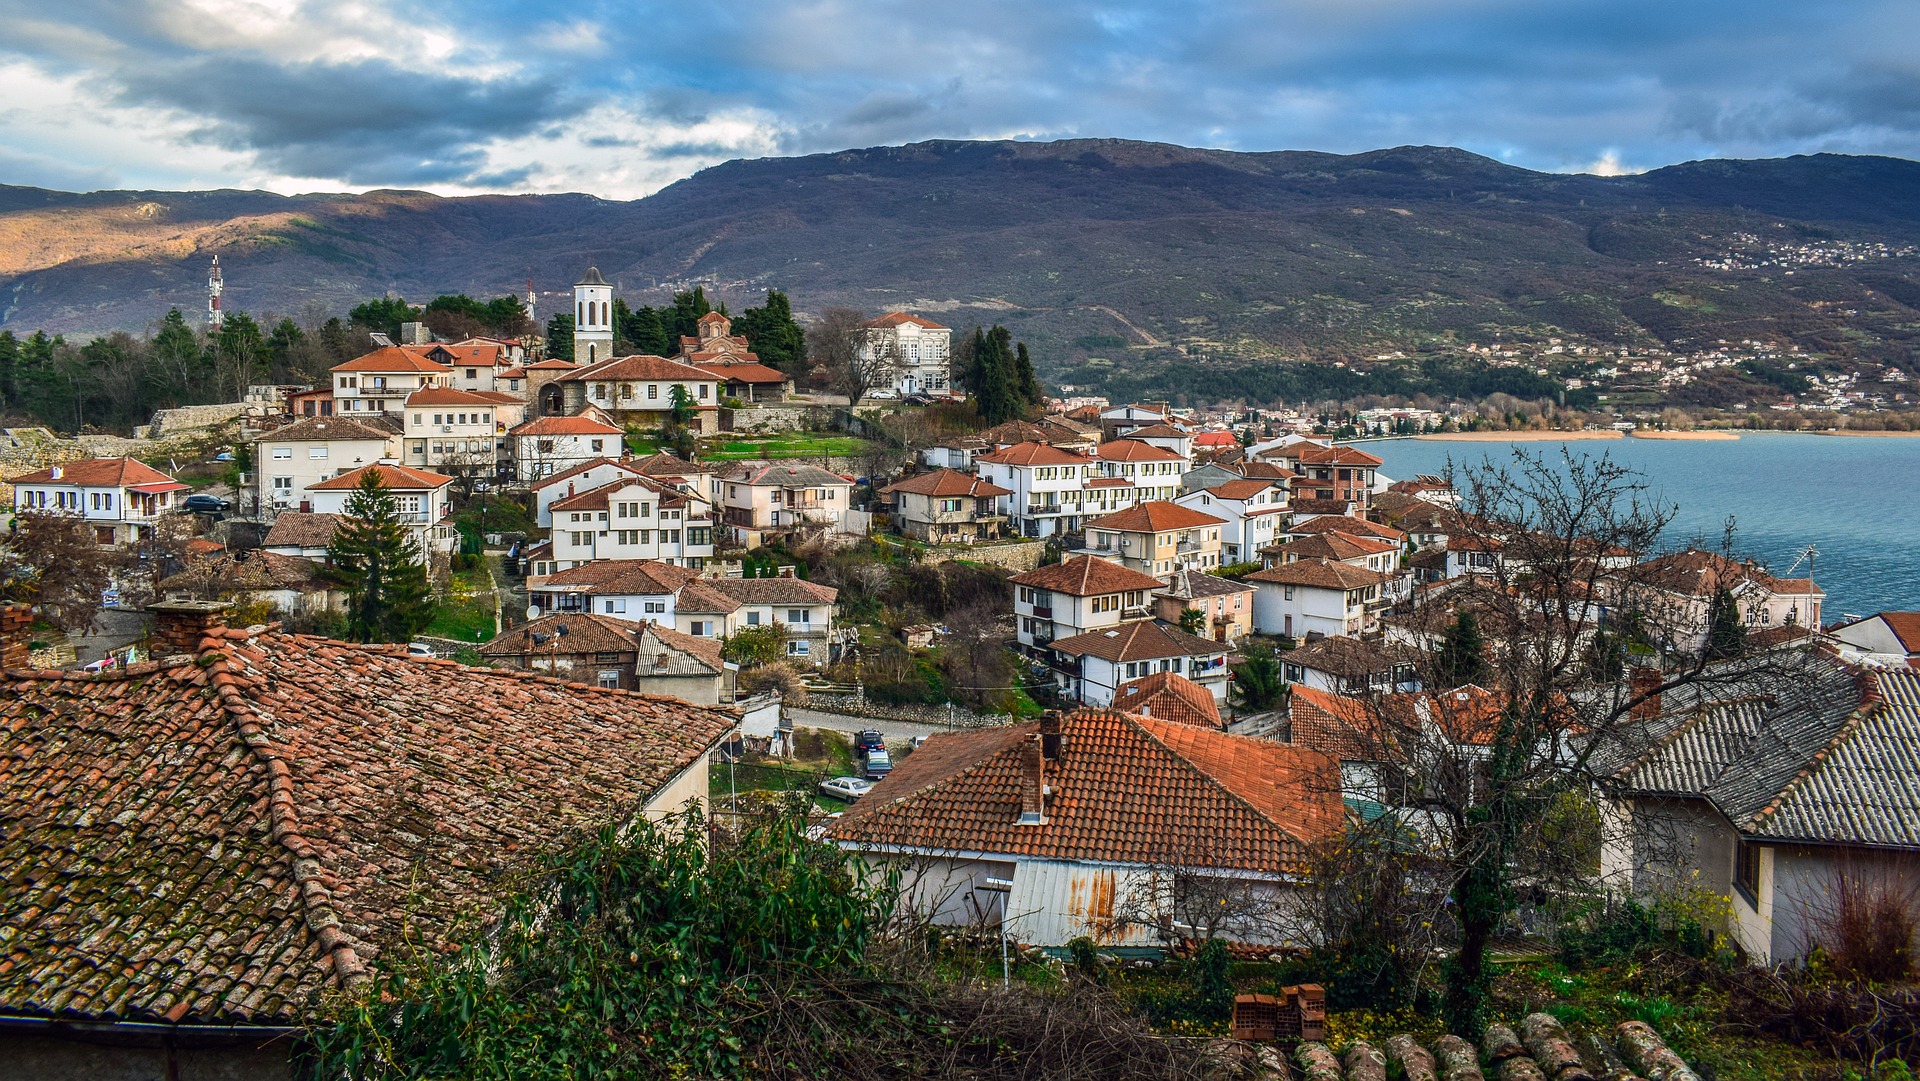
[818,776,876,802]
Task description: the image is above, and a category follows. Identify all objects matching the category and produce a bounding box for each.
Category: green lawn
[702,433,870,460]
[425,565,497,643]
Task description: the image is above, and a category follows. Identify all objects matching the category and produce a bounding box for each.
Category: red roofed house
[547,475,715,569]
[676,312,794,402]
[305,463,458,558]
[877,468,1013,543]
[1111,671,1223,728]
[827,709,1340,949]
[1047,619,1232,705]
[1078,500,1227,575]
[1246,557,1399,639]
[858,312,951,397]
[1093,437,1190,502]
[1009,555,1166,650]
[556,353,721,433]
[0,601,736,1076]
[1624,548,1824,655]
[402,385,522,479]
[330,346,451,415]
[8,457,190,546]
[1277,442,1384,509]
[509,414,627,482]
[1175,478,1290,563]
[1831,612,1920,666]
[971,441,1104,538]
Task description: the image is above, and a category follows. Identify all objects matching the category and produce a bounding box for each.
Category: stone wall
[147,402,248,437]
[724,404,831,434]
[806,693,1011,729]
[925,540,1048,572]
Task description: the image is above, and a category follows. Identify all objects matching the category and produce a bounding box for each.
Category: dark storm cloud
[114,57,565,184]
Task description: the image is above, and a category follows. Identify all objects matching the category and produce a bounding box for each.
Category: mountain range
[4,139,1919,398]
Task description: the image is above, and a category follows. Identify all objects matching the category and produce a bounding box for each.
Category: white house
[401,386,510,477]
[1278,635,1421,696]
[972,441,1104,538]
[555,354,721,433]
[330,347,451,415]
[1092,438,1188,502]
[1047,620,1232,706]
[828,710,1341,950]
[706,575,841,665]
[529,559,702,622]
[253,415,400,515]
[859,313,952,397]
[1175,479,1289,563]
[531,458,650,528]
[8,457,189,546]
[548,478,716,569]
[510,415,627,482]
[1830,612,1920,665]
[1626,549,1824,654]
[1077,501,1226,576]
[303,463,458,557]
[1245,557,1397,639]
[716,462,853,532]
[1008,555,1165,650]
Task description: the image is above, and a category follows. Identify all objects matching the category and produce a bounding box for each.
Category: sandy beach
[1805,428,1920,438]
[1630,430,1740,441]
[1411,430,1624,442]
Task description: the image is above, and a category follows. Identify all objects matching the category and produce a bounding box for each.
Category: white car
[818,776,876,802]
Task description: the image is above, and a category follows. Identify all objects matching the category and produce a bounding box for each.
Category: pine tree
[623,305,671,356]
[0,330,17,411]
[545,314,575,361]
[732,289,806,373]
[1705,588,1747,659]
[667,287,712,345]
[1437,611,1490,686]
[325,469,435,644]
[1013,341,1043,408]
[974,326,1022,424]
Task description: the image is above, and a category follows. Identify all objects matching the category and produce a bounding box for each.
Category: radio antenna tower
[207,255,225,329]
[524,275,537,322]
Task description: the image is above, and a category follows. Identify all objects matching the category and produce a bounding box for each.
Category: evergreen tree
[732,289,806,372]
[266,317,305,378]
[1437,611,1490,686]
[325,469,435,644]
[545,313,575,361]
[348,296,420,338]
[0,330,17,411]
[213,312,268,402]
[974,325,1021,424]
[1013,341,1043,407]
[666,287,712,345]
[621,304,671,356]
[1705,588,1747,659]
[317,317,359,365]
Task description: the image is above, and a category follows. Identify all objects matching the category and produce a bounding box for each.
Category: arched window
[577,301,584,322]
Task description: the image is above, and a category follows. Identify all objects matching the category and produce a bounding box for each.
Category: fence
[806,692,1013,729]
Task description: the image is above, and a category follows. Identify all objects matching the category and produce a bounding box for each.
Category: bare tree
[0,511,127,634]
[807,307,888,406]
[1308,447,1813,1030]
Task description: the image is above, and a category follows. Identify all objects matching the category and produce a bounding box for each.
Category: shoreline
[1630,430,1740,441]
[1410,430,1623,442]
[1803,428,1920,438]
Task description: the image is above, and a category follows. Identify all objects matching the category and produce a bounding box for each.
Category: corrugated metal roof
[1757,669,1920,847]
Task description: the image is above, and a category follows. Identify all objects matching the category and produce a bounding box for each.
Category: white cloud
[451,102,789,199]
[533,20,607,55]
[1583,150,1641,176]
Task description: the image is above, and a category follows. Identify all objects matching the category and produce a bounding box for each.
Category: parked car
[406,641,437,658]
[864,748,893,779]
[181,493,231,514]
[854,729,885,756]
[818,776,876,802]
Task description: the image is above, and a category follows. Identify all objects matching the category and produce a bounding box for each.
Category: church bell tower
[573,266,613,365]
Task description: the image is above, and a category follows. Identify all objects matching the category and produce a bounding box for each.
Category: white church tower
[573,266,613,366]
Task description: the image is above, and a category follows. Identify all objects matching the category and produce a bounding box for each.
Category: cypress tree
[625,305,671,356]
[1705,588,1747,659]
[545,314,575,361]
[1438,611,1490,687]
[733,290,806,372]
[1013,341,1043,409]
[326,469,435,644]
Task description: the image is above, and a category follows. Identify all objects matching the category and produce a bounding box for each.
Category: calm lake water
[1366,432,1920,618]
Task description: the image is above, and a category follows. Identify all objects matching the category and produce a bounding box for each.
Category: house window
[310,446,327,459]
[689,621,712,636]
[604,598,627,614]
[746,611,761,626]
[787,640,810,656]
[598,671,621,689]
[272,447,292,459]
[1284,586,1295,600]
[1734,841,1761,903]
[644,601,666,614]
[698,384,709,399]
[272,477,293,494]
[787,608,809,625]
[595,651,622,664]
[647,384,659,400]
[591,439,605,452]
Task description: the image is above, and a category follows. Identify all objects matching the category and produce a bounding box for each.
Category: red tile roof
[261,511,343,550]
[531,457,646,492]
[709,577,839,606]
[1122,423,1189,439]
[974,441,1092,467]
[880,468,1014,499]
[1095,438,1186,462]
[404,386,506,407]
[535,559,700,595]
[523,359,579,371]
[1009,555,1163,596]
[1085,500,1226,533]
[627,451,716,476]
[1193,431,1238,447]
[1049,619,1225,663]
[479,611,642,658]
[563,354,715,382]
[0,616,735,1025]
[863,312,948,330]
[305,463,453,491]
[1246,557,1396,590]
[1278,531,1399,562]
[510,415,624,437]
[1111,672,1222,729]
[1290,443,1385,467]
[692,361,788,384]
[330,347,453,374]
[1636,548,1824,598]
[1290,514,1405,543]
[9,457,178,488]
[1202,479,1283,501]
[257,416,398,444]
[827,710,1339,873]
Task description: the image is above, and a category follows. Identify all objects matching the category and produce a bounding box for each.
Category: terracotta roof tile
[828,709,1339,873]
[306,463,453,491]
[535,559,700,595]
[9,457,178,488]
[563,355,715,383]
[330,347,452,374]
[262,512,343,551]
[1009,555,1163,596]
[0,617,735,1025]
[404,386,507,407]
[974,441,1092,467]
[254,416,396,444]
[1202,479,1283,501]
[1247,557,1396,591]
[509,415,624,437]
[709,577,838,605]
[1095,438,1186,463]
[1085,501,1226,533]
[1112,672,1222,728]
[1289,515,1405,543]
[479,611,641,657]
[880,469,1013,499]
[1049,620,1224,663]
[862,312,948,330]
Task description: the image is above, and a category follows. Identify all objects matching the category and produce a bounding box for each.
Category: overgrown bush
[1557,886,1727,969]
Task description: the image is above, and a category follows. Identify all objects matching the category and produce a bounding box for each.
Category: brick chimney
[1039,709,1064,762]
[148,600,233,656]
[1628,665,1664,722]
[1,604,33,671]
[1017,735,1046,825]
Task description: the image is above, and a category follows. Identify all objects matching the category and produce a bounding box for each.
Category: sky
[1,0,1917,199]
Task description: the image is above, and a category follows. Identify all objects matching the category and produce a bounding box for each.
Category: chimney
[2,604,33,670]
[1039,709,1064,761]
[1629,665,1663,722]
[1017,735,1046,825]
[777,565,796,579]
[148,599,233,656]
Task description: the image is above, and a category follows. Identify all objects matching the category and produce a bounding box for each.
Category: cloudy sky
[2,0,1916,198]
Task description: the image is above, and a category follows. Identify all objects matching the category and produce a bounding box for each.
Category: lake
[1363,432,1920,618]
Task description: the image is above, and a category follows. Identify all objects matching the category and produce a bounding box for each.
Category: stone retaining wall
[724,404,832,434]
[807,693,1012,729]
[147,402,247,436]
[926,540,1047,571]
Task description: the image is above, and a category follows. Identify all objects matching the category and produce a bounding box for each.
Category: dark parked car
[181,494,232,514]
[854,730,885,756]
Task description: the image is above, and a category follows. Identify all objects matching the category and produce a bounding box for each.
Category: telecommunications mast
[207,255,225,329]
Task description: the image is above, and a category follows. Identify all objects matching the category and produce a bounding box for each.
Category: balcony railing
[1030,605,1054,619]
